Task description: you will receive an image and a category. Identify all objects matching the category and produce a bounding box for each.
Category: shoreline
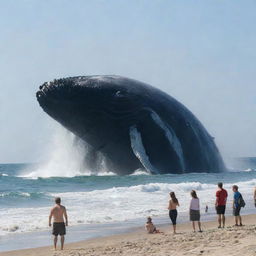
[1,213,256,256]
[0,209,222,252]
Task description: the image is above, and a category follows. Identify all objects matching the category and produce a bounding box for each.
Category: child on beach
[145,217,161,234]
[189,190,202,232]
[232,185,244,226]
[168,191,179,234]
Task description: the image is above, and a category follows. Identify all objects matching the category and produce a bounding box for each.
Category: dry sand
[1,214,256,256]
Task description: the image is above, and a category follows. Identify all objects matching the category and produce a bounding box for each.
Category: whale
[36,75,226,175]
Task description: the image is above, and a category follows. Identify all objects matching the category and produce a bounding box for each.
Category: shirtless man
[49,197,68,250]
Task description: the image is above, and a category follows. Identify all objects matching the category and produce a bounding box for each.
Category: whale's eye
[115,91,125,98]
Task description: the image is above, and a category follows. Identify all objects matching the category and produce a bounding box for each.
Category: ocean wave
[18,169,151,179]
[0,191,48,200]
[242,168,256,172]
[130,169,150,176]
[49,181,216,199]
[0,207,50,236]
[1,177,256,236]
[18,170,117,179]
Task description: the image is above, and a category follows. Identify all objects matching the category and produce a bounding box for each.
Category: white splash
[21,125,90,178]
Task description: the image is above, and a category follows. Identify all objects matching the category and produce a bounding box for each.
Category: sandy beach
[1,214,256,256]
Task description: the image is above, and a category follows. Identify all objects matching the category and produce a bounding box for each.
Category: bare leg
[218,214,221,228]
[54,236,58,250]
[192,221,195,232]
[173,224,176,234]
[222,214,225,228]
[61,235,65,250]
[198,221,202,232]
[235,216,238,225]
[239,216,242,225]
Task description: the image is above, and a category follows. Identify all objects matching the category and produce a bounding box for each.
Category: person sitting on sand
[232,185,243,226]
[49,197,68,250]
[215,182,228,228]
[168,191,179,234]
[189,190,202,232]
[145,217,161,234]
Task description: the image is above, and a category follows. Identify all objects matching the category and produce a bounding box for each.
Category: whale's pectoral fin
[129,112,185,174]
[130,125,159,174]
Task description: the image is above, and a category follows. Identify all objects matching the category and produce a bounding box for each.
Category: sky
[0,0,256,163]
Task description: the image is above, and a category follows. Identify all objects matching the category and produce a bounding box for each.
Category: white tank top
[190,198,200,210]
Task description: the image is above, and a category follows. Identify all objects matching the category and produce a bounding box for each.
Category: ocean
[1,159,256,251]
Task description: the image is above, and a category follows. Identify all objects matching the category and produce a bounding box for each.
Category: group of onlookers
[48,183,250,251]
[146,182,247,234]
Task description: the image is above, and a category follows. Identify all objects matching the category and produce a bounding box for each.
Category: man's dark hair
[55,197,61,204]
[233,185,238,191]
[218,182,223,189]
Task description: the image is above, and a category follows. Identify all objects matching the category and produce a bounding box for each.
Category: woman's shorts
[190,209,200,221]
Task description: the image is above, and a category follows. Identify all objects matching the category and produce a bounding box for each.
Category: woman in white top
[189,190,202,232]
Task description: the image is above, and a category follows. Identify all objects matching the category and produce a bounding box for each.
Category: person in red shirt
[215,182,228,228]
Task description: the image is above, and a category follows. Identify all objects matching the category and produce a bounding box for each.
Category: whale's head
[36,75,146,149]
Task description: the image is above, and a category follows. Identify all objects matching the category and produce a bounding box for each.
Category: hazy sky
[0,0,256,163]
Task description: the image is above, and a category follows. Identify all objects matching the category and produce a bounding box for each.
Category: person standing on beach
[49,197,68,250]
[168,192,179,234]
[189,190,202,232]
[215,182,228,228]
[232,185,243,226]
[254,187,256,207]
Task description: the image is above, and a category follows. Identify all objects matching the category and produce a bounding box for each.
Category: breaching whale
[36,75,226,175]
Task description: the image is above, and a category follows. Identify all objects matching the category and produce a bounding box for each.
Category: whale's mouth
[36,82,51,102]
[36,81,58,105]
[36,78,80,112]
[37,79,71,100]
